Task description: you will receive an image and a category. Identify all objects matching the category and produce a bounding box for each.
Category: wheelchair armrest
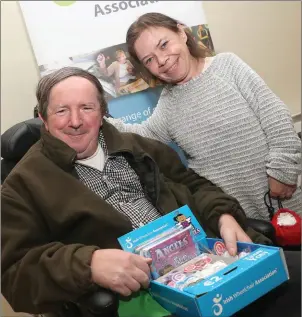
[77,287,119,317]
[247,218,276,243]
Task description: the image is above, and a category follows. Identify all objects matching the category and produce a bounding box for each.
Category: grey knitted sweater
[107,52,301,220]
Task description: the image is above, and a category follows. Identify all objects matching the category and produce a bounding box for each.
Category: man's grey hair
[36,67,108,119]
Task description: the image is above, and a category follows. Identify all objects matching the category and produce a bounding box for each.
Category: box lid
[118,205,207,253]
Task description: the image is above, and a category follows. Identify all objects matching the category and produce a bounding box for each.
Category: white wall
[1,1,301,133]
[1,1,39,133]
[203,1,301,118]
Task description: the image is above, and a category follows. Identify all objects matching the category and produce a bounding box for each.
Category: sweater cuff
[267,169,299,186]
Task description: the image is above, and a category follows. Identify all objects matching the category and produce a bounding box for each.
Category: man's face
[41,76,103,159]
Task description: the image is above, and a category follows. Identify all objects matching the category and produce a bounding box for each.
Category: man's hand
[218,214,252,256]
[268,176,297,199]
[91,249,152,297]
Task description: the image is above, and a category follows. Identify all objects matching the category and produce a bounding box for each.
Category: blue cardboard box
[118,205,289,317]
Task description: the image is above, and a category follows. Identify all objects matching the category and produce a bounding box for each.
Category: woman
[107,12,301,221]
[96,49,136,92]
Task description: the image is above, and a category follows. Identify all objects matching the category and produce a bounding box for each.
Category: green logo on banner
[53,1,76,6]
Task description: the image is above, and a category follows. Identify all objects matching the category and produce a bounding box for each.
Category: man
[1,68,295,317]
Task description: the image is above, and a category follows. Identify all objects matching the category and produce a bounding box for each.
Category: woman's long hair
[126,12,212,84]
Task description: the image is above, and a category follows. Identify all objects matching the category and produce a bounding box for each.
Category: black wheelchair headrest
[1,118,43,161]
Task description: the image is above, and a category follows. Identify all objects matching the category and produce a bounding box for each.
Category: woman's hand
[268,176,297,199]
[127,64,135,75]
[218,214,252,256]
[97,53,106,68]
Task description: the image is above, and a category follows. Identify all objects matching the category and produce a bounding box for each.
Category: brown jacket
[1,121,270,314]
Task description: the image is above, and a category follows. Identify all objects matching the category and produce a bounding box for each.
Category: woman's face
[117,52,127,64]
[134,26,192,84]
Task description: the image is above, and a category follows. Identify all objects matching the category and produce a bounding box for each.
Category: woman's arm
[107,61,118,78]
[228,53,301,186]
[106,89,172,144]
[97,54,117,78]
